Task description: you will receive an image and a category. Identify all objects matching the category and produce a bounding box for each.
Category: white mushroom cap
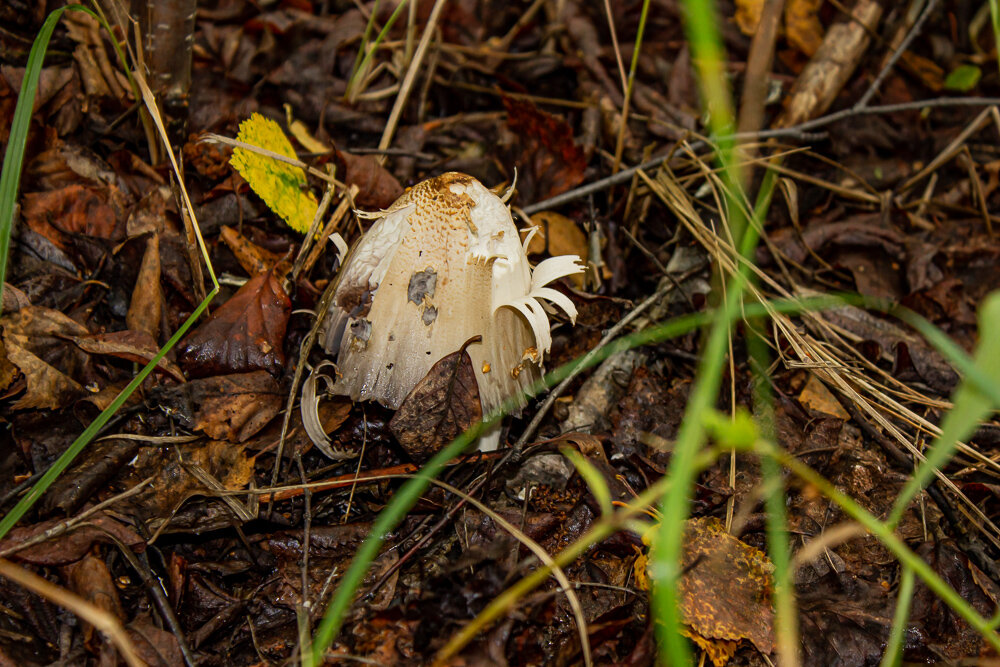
[323,172,584,441]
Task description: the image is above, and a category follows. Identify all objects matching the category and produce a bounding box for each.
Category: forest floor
[1,0,1000,665]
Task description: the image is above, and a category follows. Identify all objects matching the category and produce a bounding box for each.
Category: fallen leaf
[65,553,125,647]
[21,182,125,250]
[150,371,283,442]
[390,343,482,461]
[229,112,318,233]
[525,211,588,287]
[734,0,763,35]
[503,95,587,202]
[178,270,290,378]
[0,512,145,566]
[785,0,824,57]
[124,440,256,528]
[220,225,290,277]
[69,330,185,383]
[637,517,775,658]
[798,374,850,420]
[126,616,185,667]
[4,341,86,410]
[126,232,162,340]
[337,150,403,209]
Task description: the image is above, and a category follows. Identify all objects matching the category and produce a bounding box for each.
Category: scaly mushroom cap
[323,172,584,420]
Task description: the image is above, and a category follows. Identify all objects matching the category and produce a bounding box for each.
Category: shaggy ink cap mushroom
[319,172,584,450]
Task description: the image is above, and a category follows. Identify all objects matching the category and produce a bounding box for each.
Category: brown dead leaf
[679,517,775,655]
[1,305,94,408]
[124,440,255,529]
[220,225,290,277]
[525,211,588,287]
[4,342,86,410]
[151,371,282,442]
[337,150,404,209]
[734,0,763,35]
[785,0,825,57]
[126,616,185,667]
[503,95,587,202]
[0,512,145,566]
[65,553,125,647]
[178,270,290,378]
[636,517,775,658]
[69,330,185,383]
[0,333,20,392]
[21,182,125,249]
[390,343,482,461]
[126,233,162,340]
[798,374,850,420]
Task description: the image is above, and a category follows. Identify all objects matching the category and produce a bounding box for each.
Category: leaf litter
[1,2,1000,666]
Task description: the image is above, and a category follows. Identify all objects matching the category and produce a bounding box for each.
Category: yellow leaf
[734,0,763,36]
[229,113,318,233]
[785,0,824,57]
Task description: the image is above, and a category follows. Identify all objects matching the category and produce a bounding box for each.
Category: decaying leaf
[126,232,162,340]
[636,517,775,663]
[0,512,144,566]
[220,225,290,277]
[525,211,589,287]
[4,340,86,410]
[336,149,403,209]
[503,96,586,202]
[69,330,185,383]
[229,112,318,233]
[784,0,824,57]
[390,343,483,461]
[178,270,290,378]
[124,440,256,530]
[150,371,282,442]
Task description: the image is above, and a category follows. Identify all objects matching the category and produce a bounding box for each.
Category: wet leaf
[178,270,290,378]
[220,225,290,277]
[21,182,125,250]
[69,330,185,383]
[125,440,255,530]
[503,96,586,202]
[126,232,162,340]
[390,344,482,461]
[4,341,85,410]
[337,149,403,209]
[65,553,125,647]
[638,517,775,657]
[229,112,318,233]
[151,371,283,442]
[0,513,144,566]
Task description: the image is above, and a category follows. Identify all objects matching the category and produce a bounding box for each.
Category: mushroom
[317,172,584,451]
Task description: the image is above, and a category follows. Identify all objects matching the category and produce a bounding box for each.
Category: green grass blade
[0,5,220,541]
[0,5,82,310]
[880,566,915,667]
[886,291,1000,528]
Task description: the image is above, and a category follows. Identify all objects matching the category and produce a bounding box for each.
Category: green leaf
[230,113,318,233]
[944,64,981,92]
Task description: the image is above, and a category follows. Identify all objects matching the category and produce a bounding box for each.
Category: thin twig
[376,0,448,160]
[854,0,939,109]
